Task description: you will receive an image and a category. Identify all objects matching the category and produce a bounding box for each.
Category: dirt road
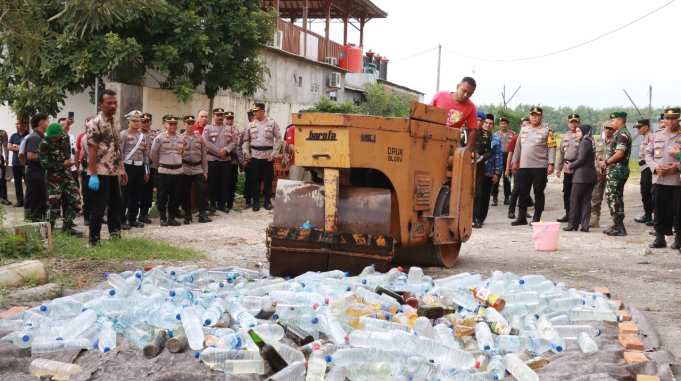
[129,177,681,362]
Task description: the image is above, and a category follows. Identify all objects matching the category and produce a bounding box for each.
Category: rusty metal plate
[413,172,432,211]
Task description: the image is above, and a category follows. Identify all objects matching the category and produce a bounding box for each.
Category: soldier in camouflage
[601,111,632,236]
[39,123,82,236]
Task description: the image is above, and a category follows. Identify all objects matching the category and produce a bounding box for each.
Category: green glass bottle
[247,329,288,373]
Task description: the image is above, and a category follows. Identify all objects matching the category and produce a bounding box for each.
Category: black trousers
[250,158,273,207]
[568,182,594,229]
[562,173,573,214]
[157,173,181,219]
[640,168,654,216]
[183,174,208,217]
[492,154,511,201]
[122,164,145,223]
[25,167,46,221]
[473,166,493,224]
[653,184,681,235]
[243,163,254,202]
[0,165,7,200]
[517,168,548,220]
[88,175,122,242]
[80,172,91,221]
[140,168,156,217]
[207,161,232,209]
[229,163,238,207]
[13,165,25,204]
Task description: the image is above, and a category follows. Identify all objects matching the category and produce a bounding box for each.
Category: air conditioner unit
[328,72,341,88]
[324,57,338,66]
[268,31,283,49]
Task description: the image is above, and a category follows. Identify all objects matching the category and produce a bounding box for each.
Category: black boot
[563,225,578,231]
[650,232,666,248]
[508,210,516,219]
[264,199,273,210]
[168,213,181,226]
[606,217,627,236]
[160,211,168,227]
[635,213,652,224]
[511,209,528,226]
[556,215,569,223]
[491,198,498,206]
[121,221,131,230]
[139,212,152,224]
[184,213,192,225]
[198,214,212,223]
[503,197,510,205]
[63,222,84,237]
[670,233,681,250]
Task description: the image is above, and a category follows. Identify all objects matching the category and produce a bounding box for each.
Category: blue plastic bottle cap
[204,319,211,326]
[194,351,200,359]
[218,282,224,288]
[311,317,319,324]
[484,345,491,351]
[103,347,110,353]
[167,330,174,338]
[300,282,306,288]
[103,272,110,279]
[108,289,116,296]
[170,271,176,276]
[176,314,181,321]
[343,272,349,277]
[235,336,242,349]
[271,314,279,321]
[40,305,47,312]
[56,337,64,341]
[362,279,367,284]
[169,290,176,297]
[555,345,563,352]
[22,335,30,342]
[346,287,351,292]
[519,279,525,285]
[135,271,142,279]
[324,355,332,363]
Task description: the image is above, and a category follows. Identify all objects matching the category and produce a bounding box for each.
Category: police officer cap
[663,107,681,118]
[183,115,195,123]
[634,119,650,128]
[530,106,543,115]
[609,111,627,120]
[567,113,580,122]
[476,111,486,120]
[163,114,178,123]
[213,108,225,115]
[252,102,266,112]
[485,113,494,121]
[142,113,152,122]
[499,117,509,123]
[125,110,144,121]
[225,111,235,118]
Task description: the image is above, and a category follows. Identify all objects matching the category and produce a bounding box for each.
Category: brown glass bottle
[277,321,314,346]
[375,286,405,304]
[417,305,457,319]
[247,329,288,372]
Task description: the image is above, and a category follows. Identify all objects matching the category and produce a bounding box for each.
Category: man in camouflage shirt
[601,111,632,236]
[86,89,127,246]
[39,123,82,236]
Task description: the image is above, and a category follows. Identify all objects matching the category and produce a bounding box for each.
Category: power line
[444,0,676,63]
[390,46,438,63]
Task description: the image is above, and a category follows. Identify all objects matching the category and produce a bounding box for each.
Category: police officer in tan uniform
[647,107,681,249]
[202,108,237,214]
[150,115,183,226]
[139,113,158,224]
[510,106,556,226]
[242,102,282,211]
[556,114,581,222]
[181,115,211,224]
[119,110,149,229]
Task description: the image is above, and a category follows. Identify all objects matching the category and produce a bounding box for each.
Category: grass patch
[48,233,200,262]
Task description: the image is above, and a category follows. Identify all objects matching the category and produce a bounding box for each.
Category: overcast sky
[310,0,679,108]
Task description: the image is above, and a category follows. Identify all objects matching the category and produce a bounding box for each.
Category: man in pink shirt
[431,77,478,149]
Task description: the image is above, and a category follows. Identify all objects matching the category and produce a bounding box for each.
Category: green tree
[357,83,414,117]
[0,0,274,119]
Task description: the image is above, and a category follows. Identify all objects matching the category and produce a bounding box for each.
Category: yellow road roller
[267,102,475,276]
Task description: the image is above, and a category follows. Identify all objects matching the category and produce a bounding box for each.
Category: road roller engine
[267,102,475,277]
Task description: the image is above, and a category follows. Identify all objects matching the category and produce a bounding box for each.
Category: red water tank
[339,44,363,73]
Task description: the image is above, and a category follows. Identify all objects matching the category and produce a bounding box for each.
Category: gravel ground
[127,177,681,365]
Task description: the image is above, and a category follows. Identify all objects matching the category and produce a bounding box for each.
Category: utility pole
[622,89,643,117]
[648,85,653,119]
[435,44,442,93]
[502,85,521,110]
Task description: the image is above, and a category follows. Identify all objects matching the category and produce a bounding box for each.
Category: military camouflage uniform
[39,133,81,229]
[605,127,632,230]
[590,134,609,227]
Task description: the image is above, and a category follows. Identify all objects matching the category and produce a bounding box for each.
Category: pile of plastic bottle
[0,265,619,381]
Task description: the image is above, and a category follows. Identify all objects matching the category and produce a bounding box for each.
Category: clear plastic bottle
[107,272,139,296]
[29,359,82,380]
[168,287,194,305]
[431,287,479,311]
[1,329,32,348]
[59,309,97,340]
[321,308,347,345]
[305,350,329,381]
[226,299,258,328]
[553,324,601,339]
[434,273,482,289]
[484,307,511,335]
[98,320,117,353]
[486,355,506,380]
[201,299,226,327]
[122,322,154,349]
[503,353,539,381]
[329,347,408,367]
[359,316,412,333]
[495,334,525,354]
[568,308,618,322]
[325,366,348,381]
[179,306,205,351]
[272,341,306,364]
[267,360,306,381]
[199,347,261,367]
[536,316,565,353]
[517,275,546,288]
[434,323,462,349]
[407,266,424,284]
[254,323,285,342]
[475,322,494,352]
[38,298,83,319]
[577,332,599,354]
[31,338,65,354]
[548,296,583,312]
[414,316,436,339]
[270,290,325,307]
[502,291,539,305]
